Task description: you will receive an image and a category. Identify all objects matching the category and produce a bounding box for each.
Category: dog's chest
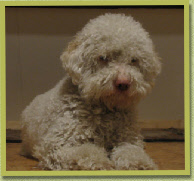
[93,111,128,150]
[62,95,133,150]
[72,103,131,149]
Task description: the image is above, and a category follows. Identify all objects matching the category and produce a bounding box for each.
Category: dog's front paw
[75,156,114,170]
[63,143,114,170]
[112,155,157,170]
[35,143,114,170]
[111,144,158,170]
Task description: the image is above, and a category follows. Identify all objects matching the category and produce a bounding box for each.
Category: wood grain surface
[6,142,185,171]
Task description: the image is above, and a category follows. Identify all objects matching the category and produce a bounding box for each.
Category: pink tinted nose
[115,79,131,91]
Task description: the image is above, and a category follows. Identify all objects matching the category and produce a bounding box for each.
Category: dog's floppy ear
[143,48,162,86]
[60,39,84,85]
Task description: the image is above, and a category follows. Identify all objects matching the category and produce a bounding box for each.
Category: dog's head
[61,13,161,110]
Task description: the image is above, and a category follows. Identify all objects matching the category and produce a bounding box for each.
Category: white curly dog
[21,13,161,170]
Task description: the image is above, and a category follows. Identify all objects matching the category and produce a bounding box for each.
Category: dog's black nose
[115,80,131,91]
[117,83,129,91]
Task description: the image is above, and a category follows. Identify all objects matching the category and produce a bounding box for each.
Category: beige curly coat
[21,13,161,170]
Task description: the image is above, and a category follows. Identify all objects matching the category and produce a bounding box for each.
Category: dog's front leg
[111,143,158,170]
[36,143,114,170]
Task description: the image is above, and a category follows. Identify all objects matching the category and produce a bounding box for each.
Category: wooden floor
[6,142,185,171]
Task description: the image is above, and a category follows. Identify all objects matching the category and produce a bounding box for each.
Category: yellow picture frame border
[0,0,190,177]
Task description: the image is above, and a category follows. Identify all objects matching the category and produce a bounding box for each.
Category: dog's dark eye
[131,58,138,63]
[99,56,109,62]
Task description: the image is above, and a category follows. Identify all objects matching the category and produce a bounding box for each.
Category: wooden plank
[6,130,21,141]
[142,128,184,141]
[6,142,185,170]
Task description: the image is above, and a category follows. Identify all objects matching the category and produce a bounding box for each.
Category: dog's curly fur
[21,13,161,170]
